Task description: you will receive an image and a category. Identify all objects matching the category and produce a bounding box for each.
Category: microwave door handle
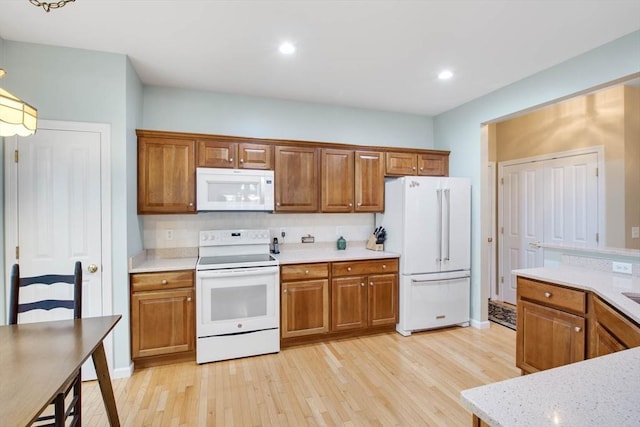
[197,267,279,278]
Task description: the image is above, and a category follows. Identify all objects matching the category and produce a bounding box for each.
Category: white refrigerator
[377,176,471,336]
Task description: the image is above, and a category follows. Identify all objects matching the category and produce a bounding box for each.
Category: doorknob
[88,264,99,273]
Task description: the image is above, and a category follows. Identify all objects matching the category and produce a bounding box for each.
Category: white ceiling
[1,0,639,116]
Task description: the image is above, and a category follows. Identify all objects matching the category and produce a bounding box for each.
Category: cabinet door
[331,276,367,331]
[385,152,416,176]
[281,279,329,338]
[138,137,196,214]
[368,273,398,326]
[275,146,319,212]
[321,148,354,212]
[355,151,384,212]
[238,143,273,170]
[418,153,449,176]
[591,323,627,357]
[131,288,194,359]
[197,140,237,168]
[516,300,585,373]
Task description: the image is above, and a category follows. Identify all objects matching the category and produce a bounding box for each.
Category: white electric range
[195,229,280,364]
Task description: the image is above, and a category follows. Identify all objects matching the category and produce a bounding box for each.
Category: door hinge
[500,226,504,234]
[500,177,504,184]
[595,167,598,177]
[14,149,19,163]
[500,276,504,283]
[596,233,599,243]
[15,246,19,259]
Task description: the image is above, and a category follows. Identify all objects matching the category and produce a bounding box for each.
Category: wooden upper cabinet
[355,151,384,212]
[197,139,273,169]
[275,146,319,212]
[386,151,450,177]
[385,152,417,175]
[322,149,355,213]
[138,136,196,214]
[418,153,449,176]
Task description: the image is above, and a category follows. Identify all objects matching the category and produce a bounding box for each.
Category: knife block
[366,235,384,251]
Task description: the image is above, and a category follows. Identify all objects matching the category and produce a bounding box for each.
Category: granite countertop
[128,249,198,273]
[272,241,399,265]
[513,266,640,324]
[460,346,640,427]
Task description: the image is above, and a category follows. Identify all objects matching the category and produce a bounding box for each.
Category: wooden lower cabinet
[280,263,330,339]
[130,270,195,367]
[282,258,399,347]
[590,294,640,358]
[516,277,586,374]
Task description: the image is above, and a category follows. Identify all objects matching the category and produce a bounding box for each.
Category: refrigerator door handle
[444,188,450,261]
[436,188,443,262]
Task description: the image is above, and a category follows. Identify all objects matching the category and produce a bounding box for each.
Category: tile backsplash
[142,212,375,249]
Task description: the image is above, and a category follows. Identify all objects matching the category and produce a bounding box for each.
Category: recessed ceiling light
[438,70,454,80]
[279,42,296,55]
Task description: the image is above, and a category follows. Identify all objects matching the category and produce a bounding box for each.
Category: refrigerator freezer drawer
[397,273,470,335]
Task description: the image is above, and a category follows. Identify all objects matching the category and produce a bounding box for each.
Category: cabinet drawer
[332,259,398,277]
[592,295,640,348]
[131,270,194,292]
[517,277,586,314]
[281,263,329,281]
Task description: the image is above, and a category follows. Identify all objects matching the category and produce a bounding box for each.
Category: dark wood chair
[9,261,83,427]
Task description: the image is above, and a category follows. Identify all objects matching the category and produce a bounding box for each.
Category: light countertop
[461,347,640,427]
[128,249,197,273]
[513,266,640,324]
[272,242,399,265]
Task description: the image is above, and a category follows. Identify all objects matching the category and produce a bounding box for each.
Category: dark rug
[489,300,517,330]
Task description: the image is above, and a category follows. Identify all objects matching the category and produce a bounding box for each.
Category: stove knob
[202,235,208,241]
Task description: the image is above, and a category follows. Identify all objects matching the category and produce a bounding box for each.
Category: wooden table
[0,315,122,427]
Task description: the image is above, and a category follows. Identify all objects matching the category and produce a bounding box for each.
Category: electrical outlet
[612,261,632,275]
[166,229,174,241]
[280,228,286,239]
[632,226,640,239]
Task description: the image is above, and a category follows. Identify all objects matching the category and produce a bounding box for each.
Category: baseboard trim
[112,363,134,379]
[470,319,491,329]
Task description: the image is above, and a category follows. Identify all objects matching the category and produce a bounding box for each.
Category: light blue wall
[1,41,136,371]
[126,58,144,257]
[434,30,640,323]
[143,86,434,149]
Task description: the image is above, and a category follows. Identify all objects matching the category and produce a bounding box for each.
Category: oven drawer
[332,259,398,277]
[281,263,329,281]
[131,270,194,292]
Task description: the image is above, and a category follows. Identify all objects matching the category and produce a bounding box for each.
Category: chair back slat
[18,299,76,313]
[20,274,76,287]
[9,262,83,325]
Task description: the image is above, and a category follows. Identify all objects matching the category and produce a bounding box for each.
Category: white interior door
[500,162,544,304]
[544,153,599,247]
[5,121,112,380]
[487,162,498,300]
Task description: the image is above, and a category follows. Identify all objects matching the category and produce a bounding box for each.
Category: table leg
[92,342,120,427]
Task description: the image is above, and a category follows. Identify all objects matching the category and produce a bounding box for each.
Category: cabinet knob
[229,158,234,162]
[420,167,424,171]
[187,297,192,302]
[189,202,194,207]
[357,202,362,207]
[370,282,373,286]
[544,292,552,298]
[305,270,309,274]
[161,279,168,285]
[361,282,365,287]
[412,166,416,170]
[382,264,387,269]
[240,158,244,163]
[574,326,582,333]
[347,267,352,271]
[349,203,353,207]
[283,289,287,293]
[276,202,281,207]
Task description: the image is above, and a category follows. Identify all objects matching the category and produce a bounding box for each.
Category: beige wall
[624,86,640,249]
[495,85,639,249]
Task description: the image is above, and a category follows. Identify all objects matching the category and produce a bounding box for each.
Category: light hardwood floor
[83,324,518,426]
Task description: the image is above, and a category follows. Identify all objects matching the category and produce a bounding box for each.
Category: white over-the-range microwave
[196,167,275,212]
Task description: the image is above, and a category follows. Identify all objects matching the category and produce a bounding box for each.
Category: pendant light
[0,69,38,137]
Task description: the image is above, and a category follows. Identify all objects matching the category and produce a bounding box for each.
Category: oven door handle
[197,266,279,278]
